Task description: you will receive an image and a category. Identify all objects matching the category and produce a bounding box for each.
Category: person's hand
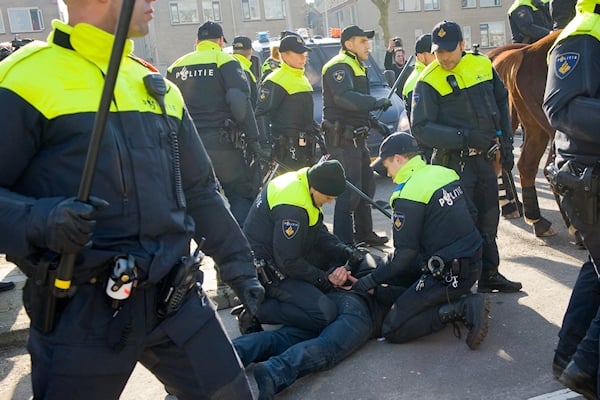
[500,142,515,171]
[328,266,351,287]
[373,98,392,111]
[40,196,109,254]
[387,38,396,51]
[231,277,265,316]
[352,273,377,293]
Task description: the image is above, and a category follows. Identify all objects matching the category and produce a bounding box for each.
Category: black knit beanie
[307,160,346,196]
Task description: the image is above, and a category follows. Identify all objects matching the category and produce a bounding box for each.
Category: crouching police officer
[255,35,317,171]
[241,160,365,333]
[0,1,264,399]
[353,133,489,349]
[543,0,600,395]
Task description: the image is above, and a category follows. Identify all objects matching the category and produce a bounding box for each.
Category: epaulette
[0,40,47,82]
[128,54,159,72]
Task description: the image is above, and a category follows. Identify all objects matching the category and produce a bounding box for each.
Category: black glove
[231,277,265,316]
[247,141,271,162]
[500,137,514,171]
[352,273,377,293]
[35,196,109,254]
[373,98,392,111]
[343,246,366,272]
[466,130,495,152]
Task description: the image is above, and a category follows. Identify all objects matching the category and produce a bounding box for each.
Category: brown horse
[487,30,562,237]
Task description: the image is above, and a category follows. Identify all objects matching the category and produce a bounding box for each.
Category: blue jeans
[233,291,374,394]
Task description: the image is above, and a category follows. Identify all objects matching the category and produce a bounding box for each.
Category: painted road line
[528,388,582,400]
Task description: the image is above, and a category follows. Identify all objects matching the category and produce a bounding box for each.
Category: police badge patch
[555,52,580,80]
[333,70,345,83]
[393,211,405,231]
[282,220,300,239]
[259,88,270,102]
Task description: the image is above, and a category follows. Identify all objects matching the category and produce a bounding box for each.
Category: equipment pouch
[157,249,204,319]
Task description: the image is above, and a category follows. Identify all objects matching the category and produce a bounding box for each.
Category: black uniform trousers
[255,249,339,333]
[329,136,376,245]
[444,153,500,277]
[556,192,600,378]
[198,129,258,227]
[25,281,252,400]
[382,249,482,343]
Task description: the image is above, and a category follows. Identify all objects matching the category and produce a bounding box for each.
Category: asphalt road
[0,138,588,400]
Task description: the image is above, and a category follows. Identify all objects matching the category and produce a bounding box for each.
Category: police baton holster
[322,120,342,148]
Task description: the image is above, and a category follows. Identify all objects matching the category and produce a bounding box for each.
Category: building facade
[0,0,514,71]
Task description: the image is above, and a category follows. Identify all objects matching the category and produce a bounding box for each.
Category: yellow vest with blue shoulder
[549,6,600,57]
[389,156,460,207]
[402,59,426,97]
[168,40,237,72]
[419,53,494,96]
[264,61,312,94]
[267,168,321,226]
[509,0,542,15]
[233,53,257,83]
[322,49,366,77]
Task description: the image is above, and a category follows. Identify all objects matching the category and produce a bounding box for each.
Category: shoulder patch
[393,211,405,231]
[554,52,579,79]
[333,70,345,83]
[517,9,527,18]
[282,219,300,239]
[259,87,270,102]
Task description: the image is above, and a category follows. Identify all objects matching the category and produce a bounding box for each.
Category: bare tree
[370,0,392,43]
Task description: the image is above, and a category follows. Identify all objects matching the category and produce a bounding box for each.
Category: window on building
[424,0,440,10]
[202,1,221,21]
[461,0,477,8]
[264,0,285,19]
[463,25,472,49]
[169,0,200,25]
[242,0,260,20]
[480,0,501,7]
[479,21,506,47]
[7,7,44,33]
[0,10,5,34]
[398,0,421,12]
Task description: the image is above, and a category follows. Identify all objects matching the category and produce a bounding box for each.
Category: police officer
[551,0,577,28]
[232,35,258,107]
[508,0,553,43]
[402,34,435,120]
[242,160,363,333]
[353,133,489,348]
[255,35,317,171]
[0,1,264,398]
[543,0,600,395]
[261,45,281,82]
[411,21,522,293]
[322,25,390,247]
[167,21,265,227]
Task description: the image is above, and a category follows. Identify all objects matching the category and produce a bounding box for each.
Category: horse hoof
[532,218,556,237]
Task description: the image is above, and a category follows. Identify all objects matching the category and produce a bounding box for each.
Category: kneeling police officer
[353,133,490,349]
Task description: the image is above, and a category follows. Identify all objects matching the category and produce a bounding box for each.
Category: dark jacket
[508,0,552,43]
[0,21,256,285]
[543,16,600,168]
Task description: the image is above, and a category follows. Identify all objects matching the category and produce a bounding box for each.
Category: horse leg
[517,126,556,237]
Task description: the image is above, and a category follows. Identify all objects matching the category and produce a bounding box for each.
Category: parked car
[226,33,410,158]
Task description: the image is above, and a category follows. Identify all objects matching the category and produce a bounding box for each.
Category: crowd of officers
[0,0,596,397]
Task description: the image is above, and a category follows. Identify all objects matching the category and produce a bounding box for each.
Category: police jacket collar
[341,48,362,64]
[49,20,134,74]
[280,60,305,76]
[393,156,426,184]
[196,40,222,52]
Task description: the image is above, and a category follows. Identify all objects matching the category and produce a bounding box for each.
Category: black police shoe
[559,360,598,400]
[354,232,389,247]
[478,272,522,293]
[237,308,263,335]
[0,281,15,293]
[553,351,571,380]
[253,363,276,400]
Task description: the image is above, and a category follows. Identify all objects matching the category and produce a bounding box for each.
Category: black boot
[236,308,263,335]
[478,272,522,293]
[438,294,490,350]
[354,232,389,247]
[253,363,276,400]
[559,360,598,400]
[552,351,571,380]
[0,281,15,293]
